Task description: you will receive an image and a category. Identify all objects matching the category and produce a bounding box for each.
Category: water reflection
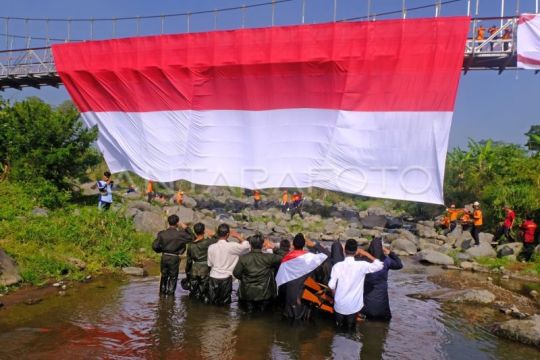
[0,260,538,359]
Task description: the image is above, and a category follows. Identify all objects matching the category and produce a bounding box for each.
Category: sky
[2,0,540,149]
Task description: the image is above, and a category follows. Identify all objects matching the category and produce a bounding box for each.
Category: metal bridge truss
[0,16,534,91]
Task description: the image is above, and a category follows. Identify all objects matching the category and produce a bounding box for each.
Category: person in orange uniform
[519,215,537,262]
[445,204,461,234]
[461,209,472,231]
[502,27,512,51]
[488,25,498,51]
[281,190,289,213]
[146,180,155,203]
[476,25,485,41]
[175,190,184,206]
[471,201,483,246]
[253,190,261,209]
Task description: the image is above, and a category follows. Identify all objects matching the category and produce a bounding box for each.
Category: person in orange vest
[502,27,512,51]
[253,190,261,209]
[290,192,304,219]
[461,209,472,231]
[488,25,498,51]
[494,205,515,244]
[175,190,184,206]
[519,214,537,262]
[471,201,483,246]
[476,25,485,41]
[281,190,290,213]
[445,204,461,235]
[146,180,155,203]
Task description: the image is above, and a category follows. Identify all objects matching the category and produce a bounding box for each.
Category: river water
[0,259,538,359]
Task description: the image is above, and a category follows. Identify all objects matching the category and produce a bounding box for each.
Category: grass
[475,255,540,276]
[0,182,155,286]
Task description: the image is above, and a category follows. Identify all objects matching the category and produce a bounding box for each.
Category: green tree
[525,125,540,153]
[0,97,100,206]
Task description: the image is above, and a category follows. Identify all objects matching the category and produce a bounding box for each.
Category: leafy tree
[525,125,540,153]
[0,97,100,206]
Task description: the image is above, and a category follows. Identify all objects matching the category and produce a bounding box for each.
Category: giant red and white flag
[517,13,540,69]
[53,17,469,204]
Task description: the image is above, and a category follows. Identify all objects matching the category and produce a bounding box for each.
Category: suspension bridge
[0,0,538,91]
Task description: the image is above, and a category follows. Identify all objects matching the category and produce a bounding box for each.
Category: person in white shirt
[328,239,384,329]
[207,223,250,305]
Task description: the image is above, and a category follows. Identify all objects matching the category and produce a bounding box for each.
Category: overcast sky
[2,0,539,149]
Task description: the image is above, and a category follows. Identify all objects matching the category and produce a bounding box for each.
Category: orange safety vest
[254,191,261,201]
[176,192,183,204]
[461,213,471,224]
[473,210,483,226]
[476,27,485,40]
[282,193,289,204]
[146,181,153,194]
[442,216,450,228]
[448,209,460,222]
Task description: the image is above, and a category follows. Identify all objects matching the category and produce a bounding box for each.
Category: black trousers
[335,312,357,329]
[471,225,481,245]
[290,207,304,219]
[238,299,272,313]
[494,226,514,243]
[521,242,536,262]
[188,275,210,303]
[159,254,180,295]
[207,276,233,305]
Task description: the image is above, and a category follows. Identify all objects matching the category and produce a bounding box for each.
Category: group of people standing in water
[152,214,403,329]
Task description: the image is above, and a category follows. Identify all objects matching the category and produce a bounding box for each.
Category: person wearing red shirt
[520,215,537,262]
[494,205,515,244]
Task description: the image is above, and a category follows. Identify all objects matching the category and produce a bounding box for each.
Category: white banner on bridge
[517,14,540,69]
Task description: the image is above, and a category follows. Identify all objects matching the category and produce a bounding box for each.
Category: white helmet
[473,201,480,206]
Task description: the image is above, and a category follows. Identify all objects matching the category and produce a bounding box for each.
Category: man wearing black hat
[328,239,383,329]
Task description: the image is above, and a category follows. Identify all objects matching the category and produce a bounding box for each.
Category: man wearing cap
[471,202,483,246]
[328,239,384,329]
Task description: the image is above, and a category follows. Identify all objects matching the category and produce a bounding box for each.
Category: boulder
[497,242,523,258]
[416,249,454,266]
[344,227,362,238]
[361,215,387,229]
[460,261,474,270]
[397,229,418,244]
[367,207,387,216]
[466,242,497,258]
[493,315,540,347]
[451,289,496,304]
[182,195,197,208]
[456,252,472,262]
[392,238,417,255]
[124,207,141,220]
[127,200,154,212]
[416,225,438,239]
[479,232,494,244]
[122,267,146,277]
[0,249,22,286]
[31,207,49,217]
[324,221,340,235]
[385,216,403,229]
[133,211,165,234]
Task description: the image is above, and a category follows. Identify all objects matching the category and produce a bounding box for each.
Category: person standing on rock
[233,234,283,312]
[360,238,403,321]
[175,190,184,206]
[519,215,537,262]
[445,204,461,235]
[281,190,290,213]
[253,190,262,209]
[494,205,515,245]
[207,224,250,305]
[328,239,383,329]
[184,222,217,302]
[146,180,155,203]
[471,202,483,246]
[290,192,304,219]
[461,209,472,231]
[153,215,194,296]
[96,171,113,210]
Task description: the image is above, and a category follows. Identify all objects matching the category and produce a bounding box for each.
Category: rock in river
[122,267,146,277]
[0,249,22,286]
[416,249,454,266]
[466,242,496,258]
[493,315,540,347]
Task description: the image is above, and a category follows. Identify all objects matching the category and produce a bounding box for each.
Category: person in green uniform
[185,222,217,302]
[273,239,291,257]
[233,234,283,312]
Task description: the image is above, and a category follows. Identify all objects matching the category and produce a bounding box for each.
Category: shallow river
[0,259,538,359]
